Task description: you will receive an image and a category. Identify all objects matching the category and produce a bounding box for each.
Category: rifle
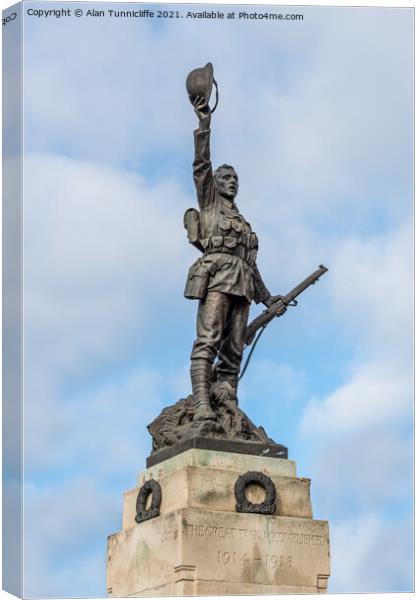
[239,265,328,379]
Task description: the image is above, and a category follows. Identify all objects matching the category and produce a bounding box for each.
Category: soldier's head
[214,164,238,200]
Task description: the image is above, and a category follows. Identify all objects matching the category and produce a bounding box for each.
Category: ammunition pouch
[202,228,258,266]
[184,258,219,300]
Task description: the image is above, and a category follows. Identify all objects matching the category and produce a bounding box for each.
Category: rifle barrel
[244,265,328,346]
[283,264,328,305]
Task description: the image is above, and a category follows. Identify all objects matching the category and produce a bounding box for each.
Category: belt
[205,245,255,266]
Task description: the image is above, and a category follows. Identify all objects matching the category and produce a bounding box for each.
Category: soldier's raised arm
[192,96,216,211]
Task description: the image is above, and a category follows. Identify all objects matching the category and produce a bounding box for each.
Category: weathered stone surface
[107,449,329,596]
[143,447,296,481]
[107,508,330,596]
[122,460,311,531]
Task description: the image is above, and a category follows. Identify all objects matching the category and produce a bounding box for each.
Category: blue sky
[3,1,414,596]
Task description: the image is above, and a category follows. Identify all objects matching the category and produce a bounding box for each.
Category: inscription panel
[183,522,327,546]
[109,505,329,596]
[180,509,329,587]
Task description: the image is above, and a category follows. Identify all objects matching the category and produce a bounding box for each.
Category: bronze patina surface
[147,64,327,462]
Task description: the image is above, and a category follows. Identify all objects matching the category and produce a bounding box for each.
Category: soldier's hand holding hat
[193,96,210,122]
[186,62,218,120]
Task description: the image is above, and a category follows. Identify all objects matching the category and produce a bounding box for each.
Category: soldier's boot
[223,377,238,394]
[191,359,215,421]
[213,365,239,404]
[216,377,238,405]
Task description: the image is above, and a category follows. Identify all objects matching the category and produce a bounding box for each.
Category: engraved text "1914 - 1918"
[217,551,293,569]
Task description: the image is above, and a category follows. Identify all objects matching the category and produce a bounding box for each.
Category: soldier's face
[215,168,239,199]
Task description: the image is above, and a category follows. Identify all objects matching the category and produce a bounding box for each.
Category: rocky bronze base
[148,384,287,463]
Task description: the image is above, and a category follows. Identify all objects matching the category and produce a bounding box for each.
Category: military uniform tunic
[191,128,270,303]
[188,127,271,383]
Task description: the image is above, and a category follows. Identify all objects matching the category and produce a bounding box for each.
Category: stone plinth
[107,449,330,596]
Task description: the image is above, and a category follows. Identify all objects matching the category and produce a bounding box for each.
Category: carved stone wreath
[135,479,162,523]
[234,471,276,515]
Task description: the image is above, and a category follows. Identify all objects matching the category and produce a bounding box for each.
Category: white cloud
[307,427,412,517]
[328,223,413,361]
[297,219,413,438]
[23,7,412,222]
[300,360,411,435]
[23,364,167,477]
[295,219,413,591]
[242,358,306,401]
[329,514,413,593]
[23,478,119,597]
[214,9,412,224]
[23,153,193,381]
[22,359,191,597]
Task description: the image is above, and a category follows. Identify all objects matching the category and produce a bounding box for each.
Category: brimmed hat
[186,62,219,113]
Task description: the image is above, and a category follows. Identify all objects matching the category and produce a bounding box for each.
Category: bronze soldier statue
[146,64,327,458]
[184,64,285,423]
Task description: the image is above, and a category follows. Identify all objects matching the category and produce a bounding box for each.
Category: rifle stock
[245,265,328,346]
